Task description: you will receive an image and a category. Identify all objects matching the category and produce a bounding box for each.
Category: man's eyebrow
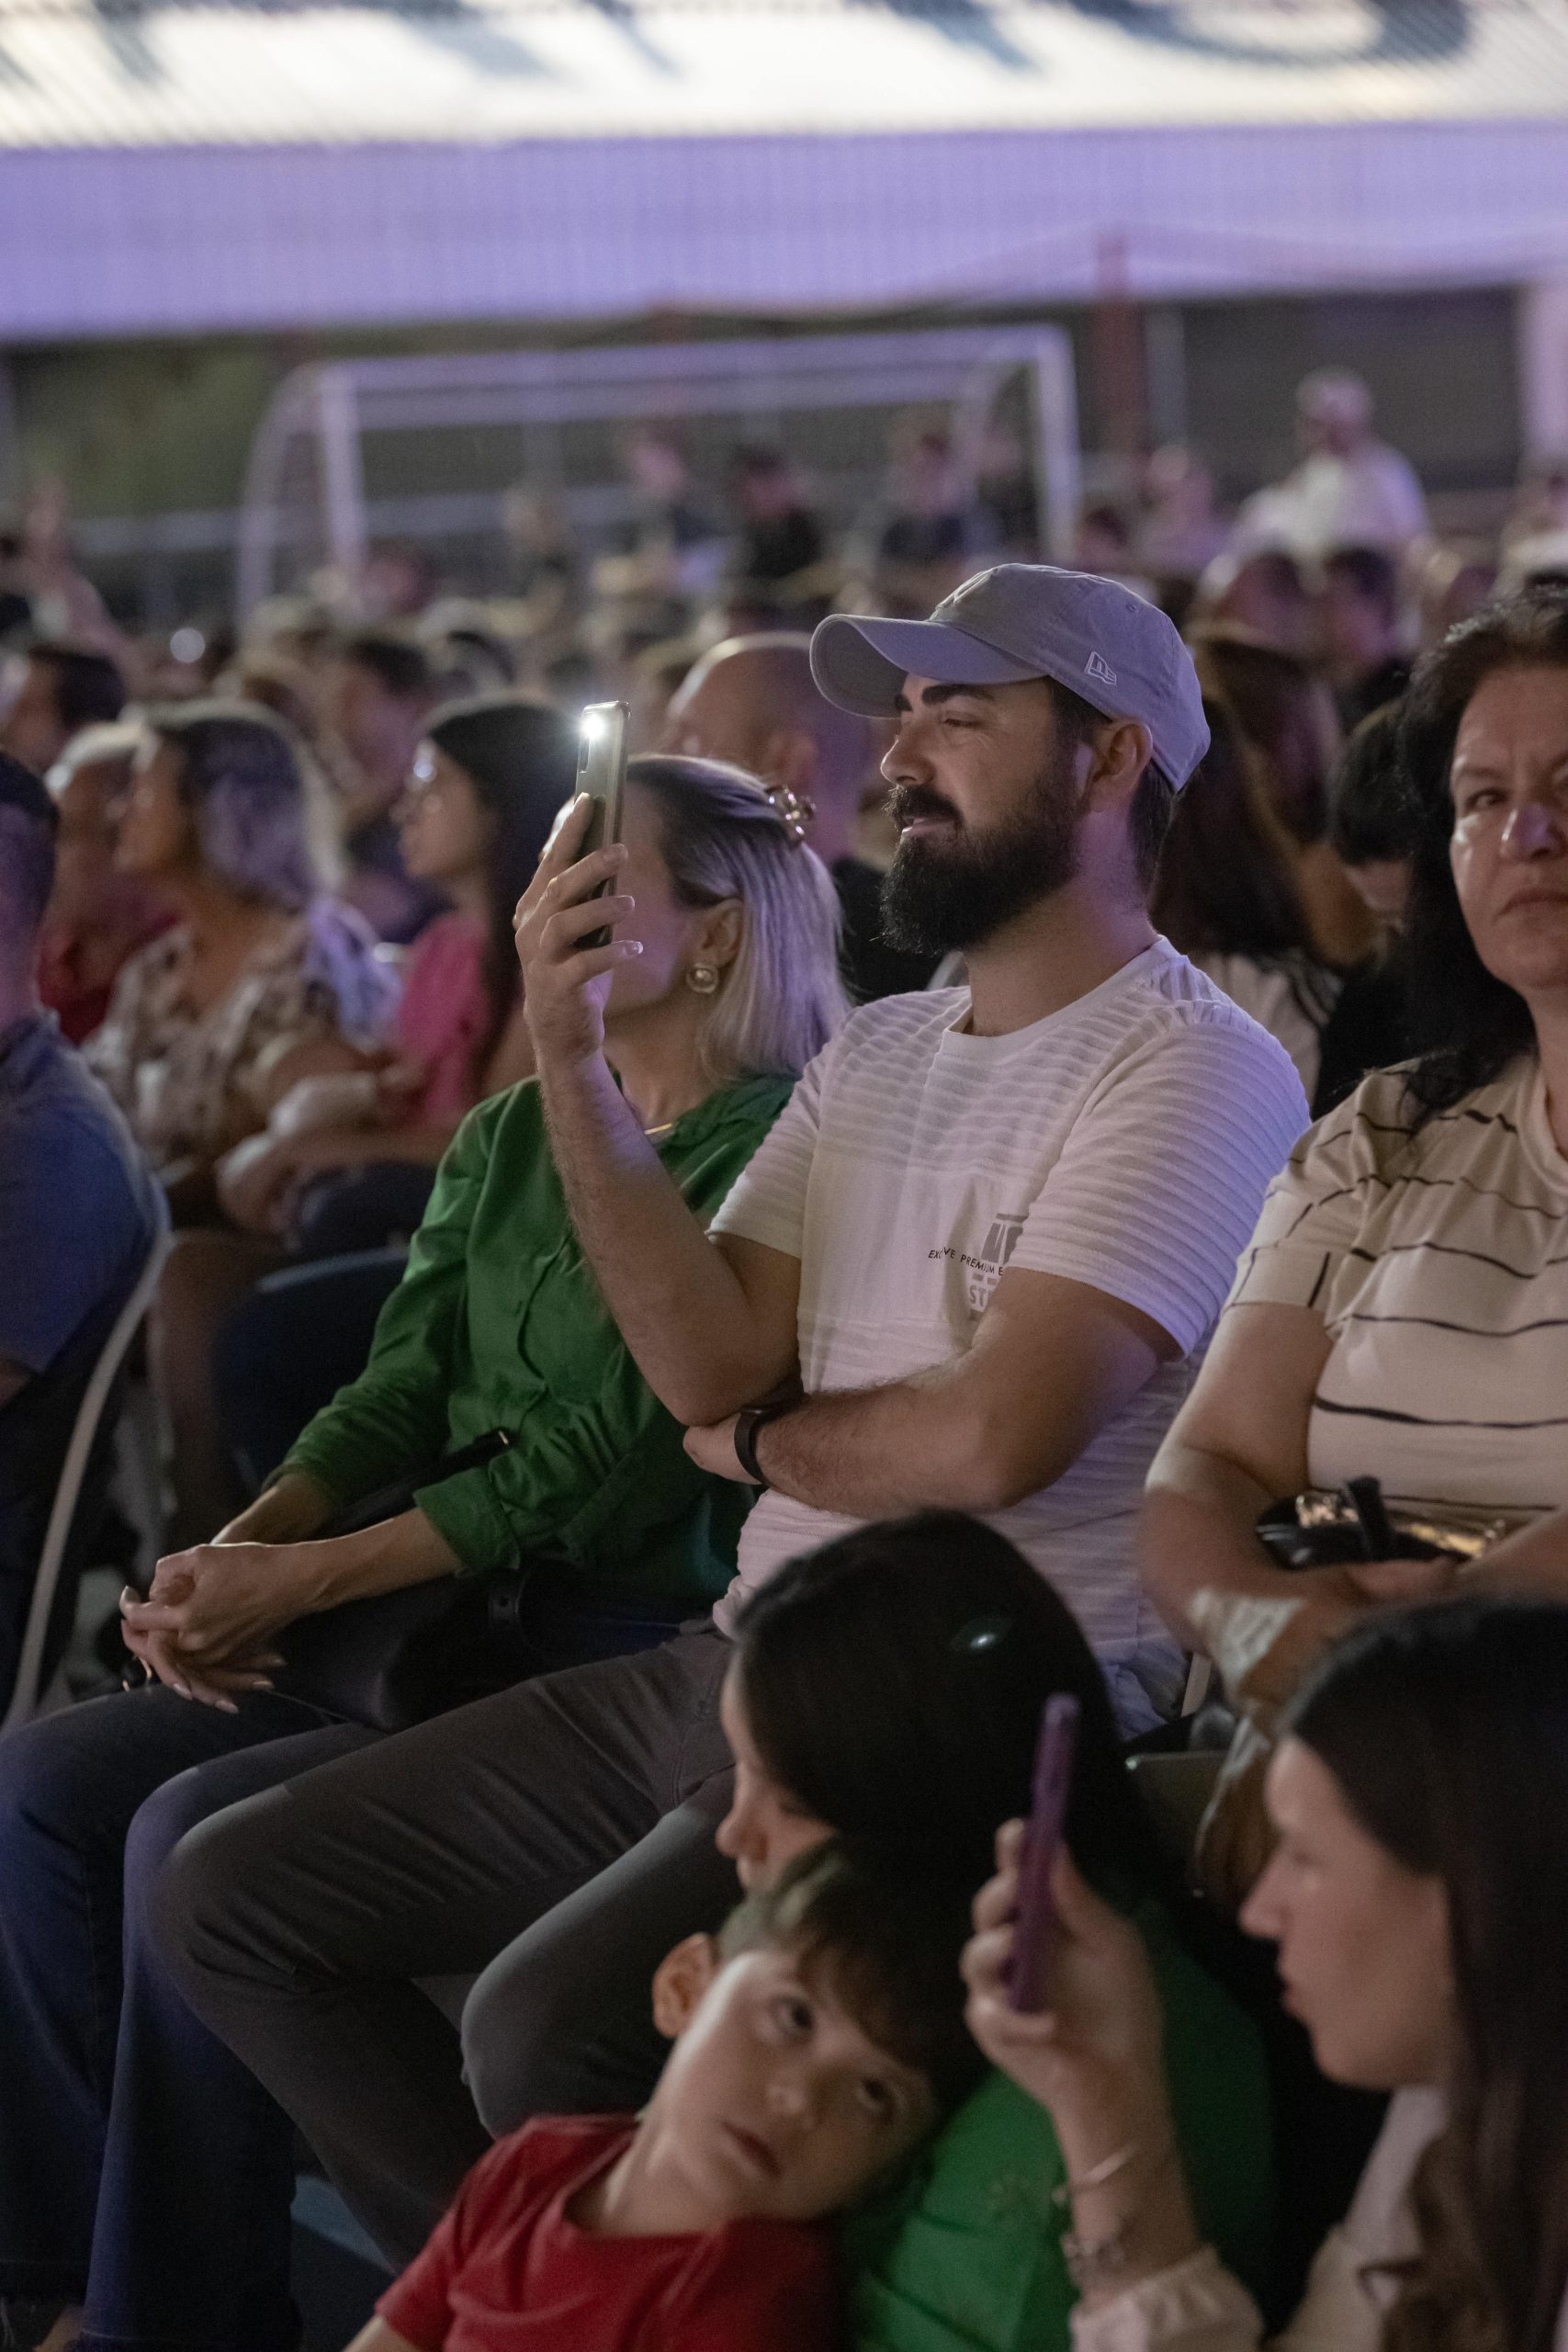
[891,682,998,715]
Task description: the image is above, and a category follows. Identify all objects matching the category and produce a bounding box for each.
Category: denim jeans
[0,1687,374,2352]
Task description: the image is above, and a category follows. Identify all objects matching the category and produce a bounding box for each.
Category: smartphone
[574,700,630,951]
[1007,1693,1080,2014]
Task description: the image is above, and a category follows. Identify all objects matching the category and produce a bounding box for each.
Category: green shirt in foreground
[285,1071,793,1605]
[844,1895,1274,2352]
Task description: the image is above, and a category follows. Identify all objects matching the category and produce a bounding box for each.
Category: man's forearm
[537,1053,787,1422]
[751,1370,1066,1520]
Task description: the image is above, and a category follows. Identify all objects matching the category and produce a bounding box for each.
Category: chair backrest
[1,1193,171,1736]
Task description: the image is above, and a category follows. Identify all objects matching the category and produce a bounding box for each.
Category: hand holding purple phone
[1006,1693,1080,2013]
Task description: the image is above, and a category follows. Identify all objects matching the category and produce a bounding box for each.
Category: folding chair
[2,1195,172,1736]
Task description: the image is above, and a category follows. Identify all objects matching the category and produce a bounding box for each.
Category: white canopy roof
[2,0,1564,337]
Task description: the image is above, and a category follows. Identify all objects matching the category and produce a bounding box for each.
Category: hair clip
[761,781,815,846]
[952,1615,1012,1657]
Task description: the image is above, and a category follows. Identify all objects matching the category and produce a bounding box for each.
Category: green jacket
[285,1071,793,1603]
[843,1895,1274,2352]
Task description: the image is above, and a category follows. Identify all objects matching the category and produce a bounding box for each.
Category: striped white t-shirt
[710,939,1308,1715]
[1228,1055,1568,1519]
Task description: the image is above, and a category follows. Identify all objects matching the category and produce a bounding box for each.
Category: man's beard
[879,748,1083,956]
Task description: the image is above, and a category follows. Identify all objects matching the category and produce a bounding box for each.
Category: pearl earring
[685,963,720,996]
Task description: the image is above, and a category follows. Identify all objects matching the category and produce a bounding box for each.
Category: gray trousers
[153,1627,738,2267]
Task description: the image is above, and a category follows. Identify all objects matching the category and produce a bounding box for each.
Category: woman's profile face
[715,1667,832,1893]
[116,738,193,880]
[1240,1736,1454,2092]
[1449,665,1568,1004]
[397,744,491,885]
[602,780,737,1025]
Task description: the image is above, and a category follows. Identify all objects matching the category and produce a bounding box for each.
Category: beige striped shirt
[1229,1055,1568,1519]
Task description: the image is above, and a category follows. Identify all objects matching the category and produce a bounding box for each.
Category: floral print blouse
[86,899,399,1172]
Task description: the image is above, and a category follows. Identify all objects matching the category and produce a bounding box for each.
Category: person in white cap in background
[1241,369,1429,561]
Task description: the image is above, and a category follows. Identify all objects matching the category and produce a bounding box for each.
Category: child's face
[644,1945,938,2225]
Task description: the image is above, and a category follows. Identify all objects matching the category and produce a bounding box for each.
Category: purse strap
[324,1429,513,1539]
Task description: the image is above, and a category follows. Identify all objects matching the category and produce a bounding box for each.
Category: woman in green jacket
[0,756,845,2352]
[120,754,847,1694]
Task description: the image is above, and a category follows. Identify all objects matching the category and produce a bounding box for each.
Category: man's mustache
[889,786,963,831]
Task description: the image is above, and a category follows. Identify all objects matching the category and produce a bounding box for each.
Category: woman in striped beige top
[1142,585,1568,1655]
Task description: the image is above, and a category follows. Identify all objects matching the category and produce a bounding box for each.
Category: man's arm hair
[538,1052,800,1426]
[748,1265,1178,1518]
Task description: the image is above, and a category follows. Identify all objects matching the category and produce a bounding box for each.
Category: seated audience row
[1,560,1565,2352]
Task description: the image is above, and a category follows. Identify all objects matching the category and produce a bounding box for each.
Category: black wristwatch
[733,1403,791,1489]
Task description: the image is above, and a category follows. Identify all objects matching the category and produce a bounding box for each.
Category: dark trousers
[155,1629,739,2267]
[0,1688,374,2352]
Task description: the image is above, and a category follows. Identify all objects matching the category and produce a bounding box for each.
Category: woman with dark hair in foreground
[966,1596,1568,2350]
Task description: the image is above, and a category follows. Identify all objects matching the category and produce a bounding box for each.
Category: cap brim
[810,615,1042,716]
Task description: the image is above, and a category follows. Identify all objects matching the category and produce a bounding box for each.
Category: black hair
[1151,695,1314,959]
[0,750,58,939]
[730,1510,1162,1898]
[425,694,579,1088]
[1323,545,1401,622]
[1328,702,1418,868]
[1396,588,1567,1121]
[28,639,127,734]
[719,1838,987,2120]
[1286,1599,1568,2352]
[341,628,436,704]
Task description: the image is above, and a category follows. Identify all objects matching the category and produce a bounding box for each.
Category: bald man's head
[663,634,878,865]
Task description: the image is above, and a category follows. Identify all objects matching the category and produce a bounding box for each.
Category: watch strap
[733,1403,789,1488]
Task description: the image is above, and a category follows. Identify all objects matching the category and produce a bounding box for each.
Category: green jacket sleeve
[281,1104,492,1509]
[842,1905,1274,2352]
[411,1079,790,1590]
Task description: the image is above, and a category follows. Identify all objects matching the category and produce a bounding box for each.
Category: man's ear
[651,1933,721,2041]
[1086,718,1155,813]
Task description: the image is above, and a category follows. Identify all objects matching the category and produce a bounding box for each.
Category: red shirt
[378,2116,842,2352]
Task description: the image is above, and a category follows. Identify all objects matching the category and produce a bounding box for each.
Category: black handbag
[275,1430,541,1733]
[1256,1476,1512,1572]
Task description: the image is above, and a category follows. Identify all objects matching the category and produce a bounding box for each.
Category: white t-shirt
[1195,951,1339,1103]
[1240,442,1429,559]
[710,940,1308,1716]
[1228,1055,1568,1521]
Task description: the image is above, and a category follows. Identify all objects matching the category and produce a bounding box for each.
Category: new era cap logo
[1085,650,1117,687]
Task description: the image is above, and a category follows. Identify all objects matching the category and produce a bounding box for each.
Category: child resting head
[362,1841,985,2352]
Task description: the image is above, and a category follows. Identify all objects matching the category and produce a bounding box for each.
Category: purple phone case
[1007,1692,1080,2013]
